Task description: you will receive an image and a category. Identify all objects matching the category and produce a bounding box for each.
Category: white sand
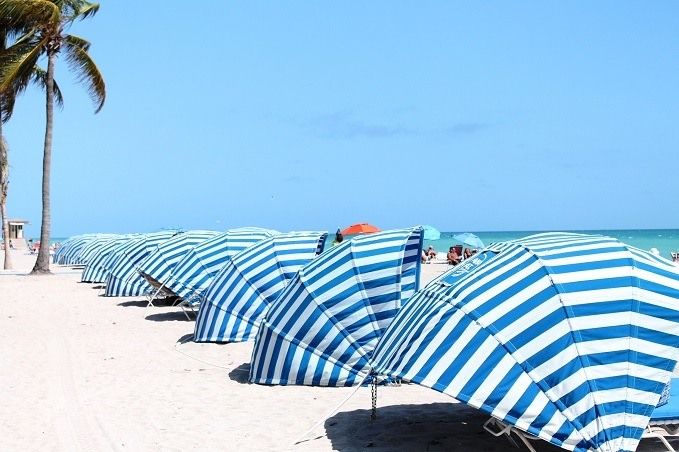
[0,250,668,451]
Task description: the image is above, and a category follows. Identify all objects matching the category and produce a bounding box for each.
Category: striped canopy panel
[81,236,138,283]
[74,234,119,265]
[194,231,328,343]
[371,232,679,452]
[54,234,91,263]
[164,227,280,299]
[104,230,181,297]
[100,238,139,276]
[52,236,78,264]
[54,234,100,265]
[136,230,219,291]
[71,234,118,265]
[249,227,424,387]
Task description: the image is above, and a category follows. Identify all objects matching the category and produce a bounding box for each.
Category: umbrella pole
[371,375,377,420]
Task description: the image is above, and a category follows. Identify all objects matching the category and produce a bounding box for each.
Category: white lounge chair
[138,269,182,307]
[644,378,679,451]
[178,293,202,320]
[483,417,540,451]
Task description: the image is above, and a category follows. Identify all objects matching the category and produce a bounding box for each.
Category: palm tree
[0,31,64,270]
[0,124,10,269]
[0,0,105,274]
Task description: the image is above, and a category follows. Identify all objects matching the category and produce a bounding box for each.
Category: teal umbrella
[422,225,441,240]
[453,232,484,249]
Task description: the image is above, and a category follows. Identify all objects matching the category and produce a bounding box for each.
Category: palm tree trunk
[0,113,12,270]
[30,51,55,275]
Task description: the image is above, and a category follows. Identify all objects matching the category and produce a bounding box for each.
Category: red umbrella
[341,223,381,235]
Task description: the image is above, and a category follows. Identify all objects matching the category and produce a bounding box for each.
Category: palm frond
[63,34,90,52]
[0,36,45,94]
[33,66,64,109]
[58,0,99,22]
[0,45,37,122]
[0,91,17,123]
[1,66,64,123]
[7,29,39,47]
[63,36,105,113]
[74,1,99,20]
[4,72,31,120]
[0,0,59,32]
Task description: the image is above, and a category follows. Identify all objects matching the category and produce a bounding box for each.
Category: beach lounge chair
[140,270,181,307]
[483,417,541,451]
[484,378,679,452]
[643,379,679,451]
[178,293,202,320]
[142,270,199,318]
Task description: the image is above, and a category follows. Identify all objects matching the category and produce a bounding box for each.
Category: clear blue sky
[4,2,679,237]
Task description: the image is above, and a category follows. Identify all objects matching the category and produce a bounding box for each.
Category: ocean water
[422,229,679,261]
[46,229,679,261]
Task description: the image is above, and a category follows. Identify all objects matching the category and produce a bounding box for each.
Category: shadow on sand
[314,402,562,452]
[117,300,148,308]
[145,311,190,322]
[228,362,250,384]
[318,402,672,450]
[177,333,194,343]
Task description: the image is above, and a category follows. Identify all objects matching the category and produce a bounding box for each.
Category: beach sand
[0,250,669,451]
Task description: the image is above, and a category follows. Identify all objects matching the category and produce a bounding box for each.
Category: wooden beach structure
[6,218,29,249]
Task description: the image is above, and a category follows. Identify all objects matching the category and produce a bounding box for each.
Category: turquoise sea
[422,229,679,260]
[46,229,679,261]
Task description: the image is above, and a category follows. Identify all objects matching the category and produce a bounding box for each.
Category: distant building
[5,218,29,248]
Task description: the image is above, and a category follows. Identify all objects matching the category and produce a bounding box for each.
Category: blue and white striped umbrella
[81,235,138,283]
[164,227,281,299]
[249,227,424,387]
[53,234,88,264]
[371,232,679,452]
[52,236,78,264]
[99,238,137,275]
[136,230,219,292]
[74,234,119,265]
[194,231,328,343]
[54,234,100,265]
[70,234,109,265]
[104,230,181,297]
